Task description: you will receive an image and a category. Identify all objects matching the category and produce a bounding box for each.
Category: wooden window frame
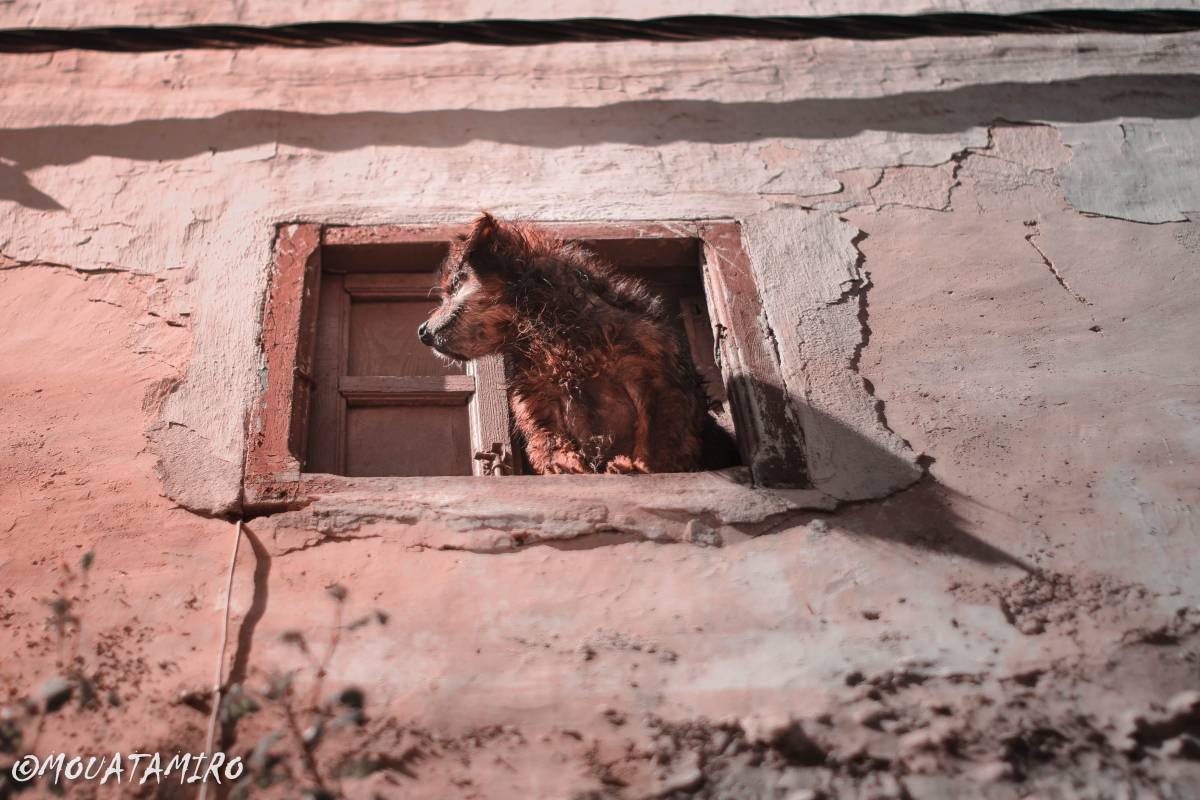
[243,221,807,511]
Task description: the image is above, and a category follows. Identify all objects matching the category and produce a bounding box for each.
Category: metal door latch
[474,443,514,476]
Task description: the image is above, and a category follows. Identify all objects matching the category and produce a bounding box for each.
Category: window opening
[245,222,806,509]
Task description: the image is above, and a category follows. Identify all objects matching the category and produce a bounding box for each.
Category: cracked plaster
[2,8,1200,796]
[0,27,1195,515]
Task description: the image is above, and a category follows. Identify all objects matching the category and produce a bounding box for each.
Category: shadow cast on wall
[1,73,1198,209]
[209,376,1031,752]
[721,376,1037,574]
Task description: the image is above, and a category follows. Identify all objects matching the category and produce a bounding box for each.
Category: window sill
[249,468,836,554]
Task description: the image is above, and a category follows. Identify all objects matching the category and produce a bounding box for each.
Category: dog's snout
[417,321,433,345]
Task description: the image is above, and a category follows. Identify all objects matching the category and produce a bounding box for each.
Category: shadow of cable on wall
[1,73,1198,209]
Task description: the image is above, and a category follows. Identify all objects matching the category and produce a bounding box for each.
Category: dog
[417,213,736,474]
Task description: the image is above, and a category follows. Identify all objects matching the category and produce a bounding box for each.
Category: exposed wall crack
[759,314,783,366]
[942,147,969,211]
[0,249,137,276]
[437,527,660,555]
[276,532,383,556]
[1,251,84,273]
[824,276,867,307]
[431,505,821,555]
[845,228,921,459]
[808,121,1084,217]
[1024,229,1091,306]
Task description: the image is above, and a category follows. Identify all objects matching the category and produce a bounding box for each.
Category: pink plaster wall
[1,6,1198,798]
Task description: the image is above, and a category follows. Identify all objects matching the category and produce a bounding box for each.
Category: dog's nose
[417,321,433,345]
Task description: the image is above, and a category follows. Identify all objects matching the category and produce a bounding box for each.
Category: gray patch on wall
[1056,119,1200,224]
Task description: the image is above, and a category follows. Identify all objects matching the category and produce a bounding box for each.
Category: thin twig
[66,566,90,669]
[282,695,325,790]
[310,601,343,710]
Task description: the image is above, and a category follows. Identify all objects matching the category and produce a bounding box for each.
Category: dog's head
[418,212,525,361]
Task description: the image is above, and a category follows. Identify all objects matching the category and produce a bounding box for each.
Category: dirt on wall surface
[2,6,1199,799]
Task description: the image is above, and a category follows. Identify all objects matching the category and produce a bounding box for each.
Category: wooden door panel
[344,405,473,477]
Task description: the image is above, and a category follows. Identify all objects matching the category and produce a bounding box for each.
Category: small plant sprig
[225,582,388,800]
[43,550,99,711]
[45,551,92,669]
[1,552,99,798]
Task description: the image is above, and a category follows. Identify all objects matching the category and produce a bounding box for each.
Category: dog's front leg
[606,379,653,474]
[511,394,589,474]
[526,430,589,474]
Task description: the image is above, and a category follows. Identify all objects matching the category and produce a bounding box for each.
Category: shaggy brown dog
[418,213,732,474]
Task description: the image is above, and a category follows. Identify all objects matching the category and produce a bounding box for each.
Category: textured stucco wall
[1,4,1198,798]
[2,25,1196,514]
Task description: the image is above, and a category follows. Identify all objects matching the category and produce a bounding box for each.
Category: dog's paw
[606,455,634,474]
[605,455,650,474]
[547,450,589,474]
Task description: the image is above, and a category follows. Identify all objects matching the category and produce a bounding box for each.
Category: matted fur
[418,213,731,474]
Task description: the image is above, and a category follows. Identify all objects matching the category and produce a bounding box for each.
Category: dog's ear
[464,212,526,276]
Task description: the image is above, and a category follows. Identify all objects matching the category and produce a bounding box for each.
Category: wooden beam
[339,375,476,406]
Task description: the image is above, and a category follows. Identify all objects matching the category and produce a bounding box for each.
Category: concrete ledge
[256,468,837,554]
